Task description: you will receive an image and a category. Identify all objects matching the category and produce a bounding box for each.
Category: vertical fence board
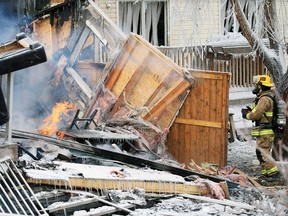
[167,70,230,167]
[142,46,267,88]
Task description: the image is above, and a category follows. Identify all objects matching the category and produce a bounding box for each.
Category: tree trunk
[230,0,288,160]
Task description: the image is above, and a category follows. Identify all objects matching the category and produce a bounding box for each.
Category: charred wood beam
[86,20,109,49]
[68,26,91,67]
[34,0,79,19]
[0,129,238,189]
[63,129,139,141]
[205,52,231,61]
[88,0,127,41]
[65,66,92,99]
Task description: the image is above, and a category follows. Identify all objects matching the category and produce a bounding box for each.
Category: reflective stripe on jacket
[251,127,274,136]
[246,90,275,137]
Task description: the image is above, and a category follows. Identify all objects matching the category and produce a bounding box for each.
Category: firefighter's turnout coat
[246,89,277,171]
[246,90,274,136]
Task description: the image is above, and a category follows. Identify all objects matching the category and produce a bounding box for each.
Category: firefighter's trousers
[255,134,276,170]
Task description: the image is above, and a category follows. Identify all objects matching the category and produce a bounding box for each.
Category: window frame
[117,0,169,46]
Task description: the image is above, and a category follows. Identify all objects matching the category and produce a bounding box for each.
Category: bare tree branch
[230,0,288,96]
[230,0,288,159]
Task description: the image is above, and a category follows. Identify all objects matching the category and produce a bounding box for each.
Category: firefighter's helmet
[253,75,274,87]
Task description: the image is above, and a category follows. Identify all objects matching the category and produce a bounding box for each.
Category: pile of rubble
[0,136,286,216]
[0,1,286,215]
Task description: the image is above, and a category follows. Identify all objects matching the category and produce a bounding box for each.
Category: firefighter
[241,75,279,178]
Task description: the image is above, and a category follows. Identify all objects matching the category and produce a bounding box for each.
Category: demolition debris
[0,1,286,216]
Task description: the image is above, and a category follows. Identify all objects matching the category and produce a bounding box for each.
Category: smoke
[0,0,19,43]
[12,62,54,132]
[0,1,57,132]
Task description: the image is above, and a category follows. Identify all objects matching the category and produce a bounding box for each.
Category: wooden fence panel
[167,70,230,167]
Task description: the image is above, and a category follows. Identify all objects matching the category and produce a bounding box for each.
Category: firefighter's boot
[262,166,279,177]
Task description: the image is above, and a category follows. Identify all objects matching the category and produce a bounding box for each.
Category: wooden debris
[0,128,238,189]
[234,169,263,188]
[47,190,134,214]
[180,194,256,211]
[25,161,211,196]
[63,128,139,141]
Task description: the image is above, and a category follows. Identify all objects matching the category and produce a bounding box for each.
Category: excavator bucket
[0,32,47,74]
[0,32,47,126]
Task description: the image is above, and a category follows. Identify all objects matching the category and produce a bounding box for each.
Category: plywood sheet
[104,33,194,130]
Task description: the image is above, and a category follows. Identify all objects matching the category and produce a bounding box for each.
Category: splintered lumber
[234,169,263,188]
[25,162,210,196]
[63,128,139,141]
[47,193,134,214]
[47,197,101,213]
[59,190,134,214]
[85,33,194,131]
[0,129,238,189]
[180,194,256,211]
[87,0,127,44]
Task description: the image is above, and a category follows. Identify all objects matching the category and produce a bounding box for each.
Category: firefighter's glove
[241,108,249,119]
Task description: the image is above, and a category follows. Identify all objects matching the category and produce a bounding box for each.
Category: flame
[38,101,76,137]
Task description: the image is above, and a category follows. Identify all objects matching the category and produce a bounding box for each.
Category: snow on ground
[227,88,260,177]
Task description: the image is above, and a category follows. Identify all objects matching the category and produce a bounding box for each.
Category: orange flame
[38,101,76,137]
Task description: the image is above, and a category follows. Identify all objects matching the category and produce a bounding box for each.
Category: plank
[234,169,263,188]
[69,26,91,66]
[105,36,138,90]
[143,79,191,121]
[86,20,108,48]
[209,78,218,163]
[216,78,224,165]
[174,118,222,128]
[88,0,127,40]
[202,79,210,162]
[0,129,238,188]
[65,66,93,99]
[48,190,133,214]
[229,113,236,142]
[180,194,255,210]
[27,178,211,197]
[0,41,22,54]
[63,129,139,140]
[25,162,211,196]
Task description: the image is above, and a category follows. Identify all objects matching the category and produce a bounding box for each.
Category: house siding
[96,0,118,23]
[169,0,220,46]
[97,0,220,46]
[276,0,288,43]
[97,0,288,48]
